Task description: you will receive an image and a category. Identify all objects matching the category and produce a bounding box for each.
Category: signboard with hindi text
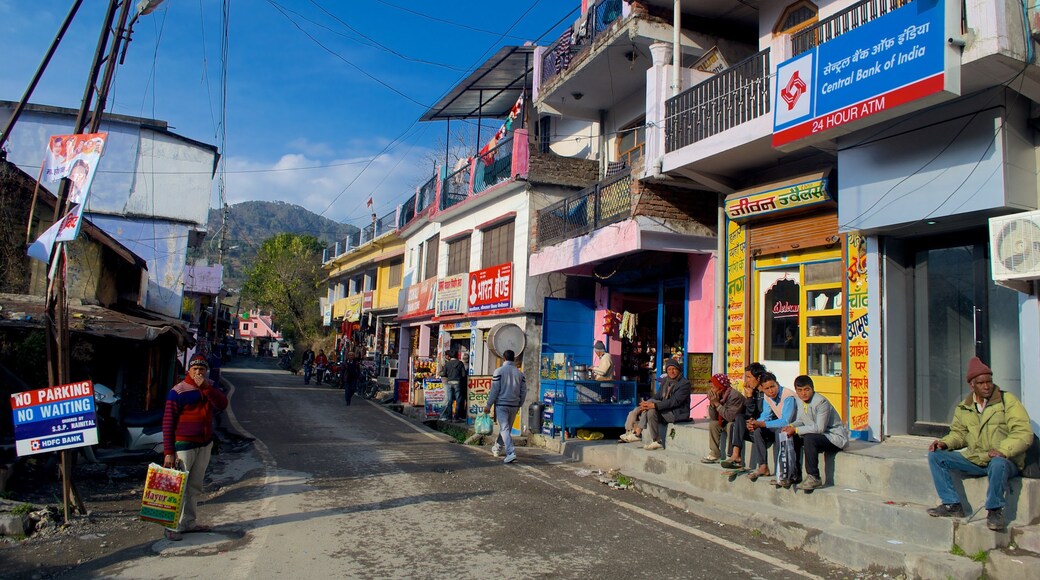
[725,219,747,388]
[725,176,832,223]
[845,233,870,436]
[11,381,98,457]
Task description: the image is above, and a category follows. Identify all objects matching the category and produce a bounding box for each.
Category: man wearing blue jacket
[745,372,797,481]
[484,350,527,464]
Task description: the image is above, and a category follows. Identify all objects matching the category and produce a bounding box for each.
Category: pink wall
[687,254,716,419]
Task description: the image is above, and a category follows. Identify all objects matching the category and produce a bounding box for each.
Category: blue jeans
[928,450,1019,510]
[440,381,464,420]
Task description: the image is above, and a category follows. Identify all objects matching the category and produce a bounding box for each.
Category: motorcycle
[80,383,164,464]
[321,360,343,387]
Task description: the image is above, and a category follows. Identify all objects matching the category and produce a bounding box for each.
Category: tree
[242,233,326,341]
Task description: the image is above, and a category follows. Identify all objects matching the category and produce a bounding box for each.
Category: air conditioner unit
[989,210,1040,282]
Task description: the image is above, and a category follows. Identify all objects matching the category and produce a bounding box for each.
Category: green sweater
[940,388,1033,470]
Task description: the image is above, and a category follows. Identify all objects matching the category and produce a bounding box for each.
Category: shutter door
[747,211,839,257]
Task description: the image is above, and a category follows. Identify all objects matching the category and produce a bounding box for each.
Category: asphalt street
[84,357,870,579]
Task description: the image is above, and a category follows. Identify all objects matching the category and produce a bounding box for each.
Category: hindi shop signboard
[772,0,959,150]
[724,176,832,222]
[468,262,512,313]
[436,274,468,316]
[11,381,98,457]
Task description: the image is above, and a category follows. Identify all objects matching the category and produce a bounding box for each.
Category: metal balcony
[540,0,624,85]
[791,0,913,56]
[665,49,771,153]
[536,171,632,249]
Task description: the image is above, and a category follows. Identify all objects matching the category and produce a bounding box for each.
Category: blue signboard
[773,0,958,148]
[11,381,99,456]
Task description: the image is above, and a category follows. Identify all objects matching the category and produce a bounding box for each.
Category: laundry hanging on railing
[478,93,524,165]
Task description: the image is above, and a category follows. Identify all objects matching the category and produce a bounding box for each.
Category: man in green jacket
[926,357,1034,531]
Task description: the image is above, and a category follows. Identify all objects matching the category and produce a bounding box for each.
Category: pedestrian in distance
[315,349,329,385]
[484,349,527,464]
[926,357,1033,531]
[618,358,690,450]
[161,354,229,541]
[302,348,315,384]
[781,375,849,491]
[439,350,468,422]
[342,350,361,406]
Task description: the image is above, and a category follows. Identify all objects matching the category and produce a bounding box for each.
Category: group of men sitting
[619,361,847,491]
[616,357,1034,530]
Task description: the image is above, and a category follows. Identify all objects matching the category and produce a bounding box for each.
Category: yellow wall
[325,234,404,313]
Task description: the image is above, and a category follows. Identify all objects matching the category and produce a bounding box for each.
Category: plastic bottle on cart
[566,357,573,381]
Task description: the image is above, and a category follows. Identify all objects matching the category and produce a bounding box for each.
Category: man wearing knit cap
[161,353,229,540]
[926,356,1033,531]
[702,372,746,463]
[591,340,614,381]
[618,358,690,450]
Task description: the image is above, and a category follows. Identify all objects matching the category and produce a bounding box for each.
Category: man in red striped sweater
[162,354,229,540]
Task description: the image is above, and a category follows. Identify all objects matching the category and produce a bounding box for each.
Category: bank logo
[774,53,814,127]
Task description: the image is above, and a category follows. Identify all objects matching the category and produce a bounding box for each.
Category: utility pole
[44,0,138,523]
[213,202,229,344]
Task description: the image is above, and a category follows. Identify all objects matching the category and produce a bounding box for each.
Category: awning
[0,293,194,347]
[420,46,535,121]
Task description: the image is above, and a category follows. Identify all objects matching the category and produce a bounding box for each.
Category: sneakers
[987,508,1006,531]
[503,453,517,464]
[798,475,823,491]
[491,443,501,458]
[926,503,965,518]
[644,441,663,451]
[164,529,183,541]
[700,454,720,464]
[619,433,640,443]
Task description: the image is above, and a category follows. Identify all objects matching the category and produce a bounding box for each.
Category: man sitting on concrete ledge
[720,362,767,470]
[618,359,690,450]
[780,375,849,491]
[926,356,1033,532]
[702,372,745,463]
[746,372,796,481]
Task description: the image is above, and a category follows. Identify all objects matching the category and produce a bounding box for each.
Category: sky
[0,0,576,228]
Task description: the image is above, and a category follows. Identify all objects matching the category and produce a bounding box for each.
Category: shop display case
[539,376,637,437]
[801,261,843,402]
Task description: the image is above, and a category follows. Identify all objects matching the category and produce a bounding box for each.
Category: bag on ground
[474,412,494,435]
[140,462,188,528]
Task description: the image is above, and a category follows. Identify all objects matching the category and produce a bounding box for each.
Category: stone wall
[527,151,599,188]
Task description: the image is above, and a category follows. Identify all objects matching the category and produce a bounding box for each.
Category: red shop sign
[468,262,512,313]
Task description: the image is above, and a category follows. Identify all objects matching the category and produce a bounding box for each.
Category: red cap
[966,356,991,383]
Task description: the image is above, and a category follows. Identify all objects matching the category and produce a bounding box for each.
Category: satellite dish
[995,219,1040,273]
[487,323,526,359]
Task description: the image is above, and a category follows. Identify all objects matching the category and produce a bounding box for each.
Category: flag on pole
[366,196,374,209]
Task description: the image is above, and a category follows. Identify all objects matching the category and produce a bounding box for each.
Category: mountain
[194,200,358,292]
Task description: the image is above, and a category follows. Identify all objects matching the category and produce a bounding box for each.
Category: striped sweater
[162,376,229,454]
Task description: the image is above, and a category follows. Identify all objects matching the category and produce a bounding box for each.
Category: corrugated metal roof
[420,46,535,121]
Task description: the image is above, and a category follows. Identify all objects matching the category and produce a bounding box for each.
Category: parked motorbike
[322,360,343,387]
[80,383,164,464]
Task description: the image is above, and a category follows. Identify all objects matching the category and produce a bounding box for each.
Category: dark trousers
[727,414,754,460]
[797,433,841,479]
[749,426,777,469]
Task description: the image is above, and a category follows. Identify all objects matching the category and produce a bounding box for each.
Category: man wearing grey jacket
[781,375,849,491]
[484,350,527,464]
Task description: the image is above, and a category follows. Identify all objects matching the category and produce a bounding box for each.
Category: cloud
[220,140,440,225]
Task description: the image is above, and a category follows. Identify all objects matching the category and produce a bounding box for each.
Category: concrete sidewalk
[534,423,1040,580]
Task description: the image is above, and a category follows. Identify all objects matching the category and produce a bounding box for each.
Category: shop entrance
[755,269,800,390]
[617,280,686,394]
[908,234,1022,436]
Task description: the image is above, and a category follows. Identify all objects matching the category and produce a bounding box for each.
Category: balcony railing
[416,175,437,214]
[536,172,632,248]
[473,133,515,195]
[792,0,912,56]
[398,193,416,227]
[540,0,624,85]
[441,164,470,211]
[665,49,771,153]
[375,209,396,236]
[324,209,400,263]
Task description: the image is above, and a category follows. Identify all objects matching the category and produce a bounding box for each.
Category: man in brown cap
[926,356,1033,531]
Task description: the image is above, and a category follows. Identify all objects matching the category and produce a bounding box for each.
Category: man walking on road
[484,349,526,464]
[440,350,467,421]
[926,357,1033,531]
[162,354,229,541]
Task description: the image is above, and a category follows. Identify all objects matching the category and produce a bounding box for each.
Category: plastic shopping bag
[474,412,494,435]
[775,431,796,484]
[140,462,188,528]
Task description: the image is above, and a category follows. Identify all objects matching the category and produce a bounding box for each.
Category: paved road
[89,358,866,579]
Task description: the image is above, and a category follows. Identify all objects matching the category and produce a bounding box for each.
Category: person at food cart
[618,359,691,450]
[591,340,614,381]
[161,354,228,541]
